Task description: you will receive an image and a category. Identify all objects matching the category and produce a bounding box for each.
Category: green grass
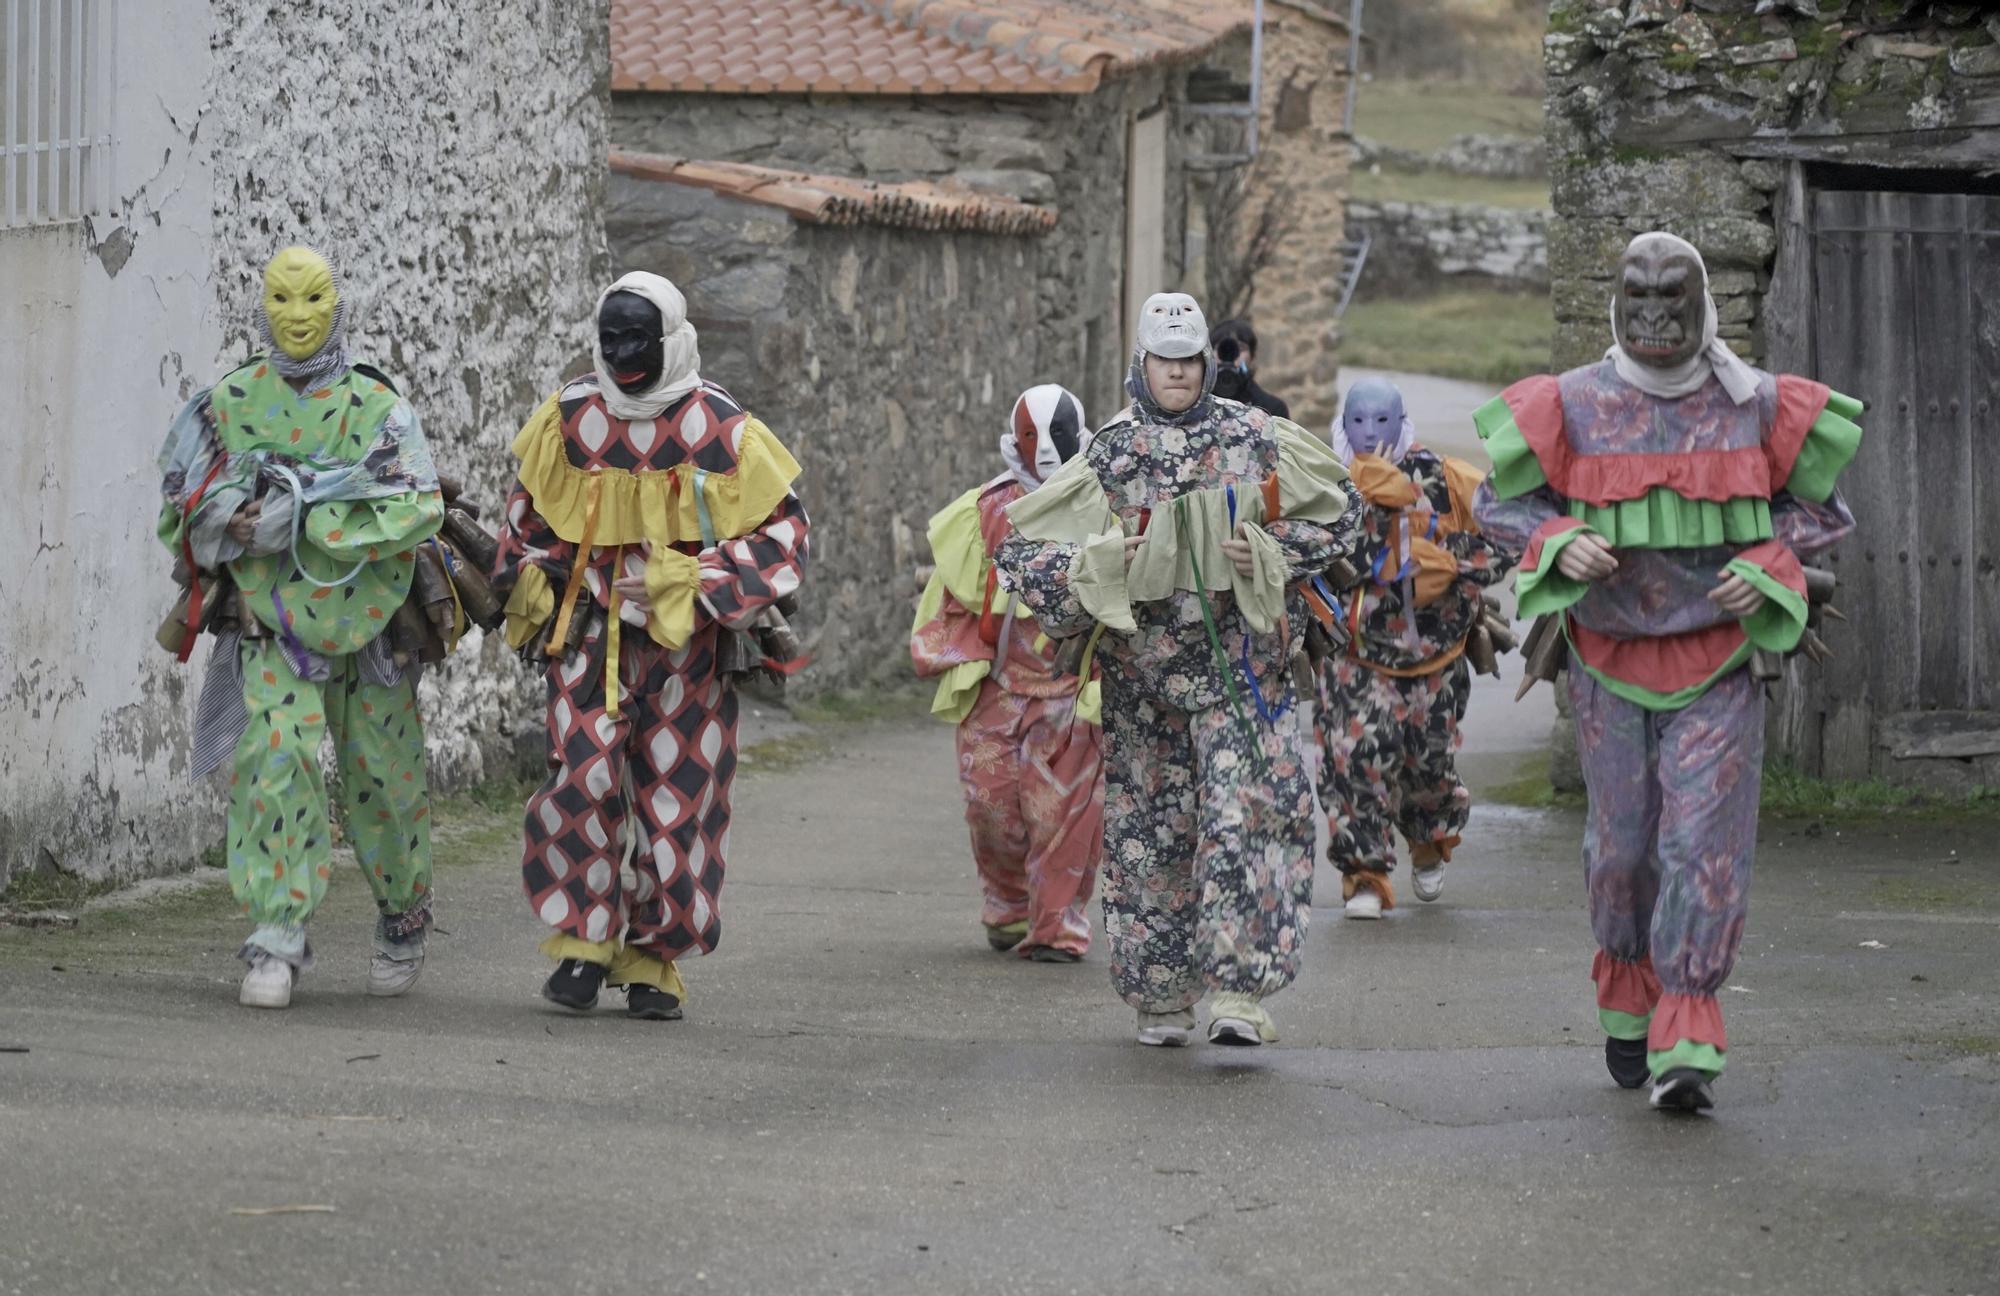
[1341,288,1554,385]
[1353,80,1545,154]
[1758,760,2000,823]
[1350,166,1550,210]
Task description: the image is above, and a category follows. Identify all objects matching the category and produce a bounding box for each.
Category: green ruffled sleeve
[1783,388,1863,504]
[1272,418,1352,522]
[1473,393,1549,501]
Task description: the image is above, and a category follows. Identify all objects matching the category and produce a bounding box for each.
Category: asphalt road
[3,369,1996,1294]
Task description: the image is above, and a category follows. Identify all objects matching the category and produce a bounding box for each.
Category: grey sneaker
[1411,862,1446,902]
[239,954,294,1009]
[368,949,424,998]
[1136,1008,1198,1047]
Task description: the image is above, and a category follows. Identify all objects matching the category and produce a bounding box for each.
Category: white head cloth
[593,271,703,419]
[1605,232,1759,406]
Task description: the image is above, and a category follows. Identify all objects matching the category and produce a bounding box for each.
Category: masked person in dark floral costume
[912,385,1105,963]
[493,272,808,1022]
[996,293,1356,1048]
[157,245,445,1010]
[1319,378,1515,919]
[1475,233,1862,1112]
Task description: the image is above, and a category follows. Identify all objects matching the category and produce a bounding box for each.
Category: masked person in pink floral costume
[912,385,1104,963]
[1474,233,1863,1112]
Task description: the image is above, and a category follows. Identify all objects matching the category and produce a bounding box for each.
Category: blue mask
[1341,378,1406,457]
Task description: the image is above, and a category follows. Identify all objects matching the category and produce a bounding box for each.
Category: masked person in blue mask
[1317,378,1515,919]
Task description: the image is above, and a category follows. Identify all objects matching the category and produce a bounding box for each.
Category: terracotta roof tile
[610,0,1251,97]
[611,149,1061,236]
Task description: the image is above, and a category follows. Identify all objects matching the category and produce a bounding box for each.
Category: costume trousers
[229,638,433,966]
[522,619,735,970]
[1569,666,1763,1080]
[1316,656,1471,896]
[1099,686,1316,1011]
[956,679,1104,955]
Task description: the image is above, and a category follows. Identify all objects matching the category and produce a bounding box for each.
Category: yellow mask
[262,246,338,361]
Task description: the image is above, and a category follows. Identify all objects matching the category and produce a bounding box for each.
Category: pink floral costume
[912,477,1105,957]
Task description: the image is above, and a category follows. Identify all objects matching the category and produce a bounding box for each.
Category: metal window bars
[3,0,112,229]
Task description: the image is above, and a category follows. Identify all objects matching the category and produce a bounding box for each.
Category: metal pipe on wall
[1343,0,1364,136]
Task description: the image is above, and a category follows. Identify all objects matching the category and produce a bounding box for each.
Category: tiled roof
[611,150,1061,236]
[611,0,1252,96]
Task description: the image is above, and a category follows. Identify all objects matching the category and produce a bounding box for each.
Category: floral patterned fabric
[996,396,1355,1009]
[1316,656,1472,881]
[1343,447,1512,672]
[957,681,1103,956]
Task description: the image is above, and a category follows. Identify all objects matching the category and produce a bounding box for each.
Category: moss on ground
[1342,288,1555,385]
[1759,761,2000,824]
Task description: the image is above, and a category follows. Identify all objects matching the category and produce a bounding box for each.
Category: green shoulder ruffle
[1472,393,1546,501]
[1784,388,1863,504]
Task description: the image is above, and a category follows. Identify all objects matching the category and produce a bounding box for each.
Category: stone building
[1545,0,2000,785]
[0,1,609,890]
[606,0,1261,689]
[1208,0,1355,429]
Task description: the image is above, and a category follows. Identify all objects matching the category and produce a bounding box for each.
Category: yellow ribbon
[548,469,604,656]
[605,544,623,721]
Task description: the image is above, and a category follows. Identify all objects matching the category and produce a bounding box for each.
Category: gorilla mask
[1614,233,1705,371]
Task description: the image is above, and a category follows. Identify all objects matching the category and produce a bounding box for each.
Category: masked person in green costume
[157,246,445,1010]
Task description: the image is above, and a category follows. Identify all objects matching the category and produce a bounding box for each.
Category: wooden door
[1786,188,2000,777]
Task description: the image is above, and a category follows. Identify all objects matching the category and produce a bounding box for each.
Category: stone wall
[1346,198,1550,296]
[1544,0,2000,371]
[1220,3,1352,429]
[608,178,1045,690]
[0,0,608,890]
[609,72,1220,690]
[612,70,1195,426]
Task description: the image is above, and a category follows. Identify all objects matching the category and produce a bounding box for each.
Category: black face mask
[598,290,665,394]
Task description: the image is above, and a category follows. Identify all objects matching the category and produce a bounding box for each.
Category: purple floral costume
[1473,359,1862,1078]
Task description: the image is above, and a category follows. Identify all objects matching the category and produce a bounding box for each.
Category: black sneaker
[624,984,684,1021]
[1649,1067,1716,1113]
[1606,1036,1650,1089]
[1024,946,1082,964]
[542,958,607,1011]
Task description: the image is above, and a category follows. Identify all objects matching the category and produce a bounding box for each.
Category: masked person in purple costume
[1473,233,1863,1113]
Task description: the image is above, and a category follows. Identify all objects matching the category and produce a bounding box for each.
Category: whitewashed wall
[0,0,609,887]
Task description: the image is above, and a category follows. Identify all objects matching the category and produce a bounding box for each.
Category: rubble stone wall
[1545,0,2000,371]
[1346,198,1550,296]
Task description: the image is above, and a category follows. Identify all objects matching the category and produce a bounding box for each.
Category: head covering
[1001,384,1088,490]
[257,246,350,387]
[1332,376,1416,466]
[593,271,702,419]
[1126,291,1218,425]
[1606,232,1759,406]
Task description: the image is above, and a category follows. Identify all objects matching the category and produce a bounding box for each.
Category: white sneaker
[1136,1008,1197,1047]
[1344,890,1384,920]
[239,955,294,1009]
[1411,863,1446,903]
[368,950,424,998]
[1206,992,1277,1045]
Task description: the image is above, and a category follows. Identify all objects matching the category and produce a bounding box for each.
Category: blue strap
[692,467,717,549]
